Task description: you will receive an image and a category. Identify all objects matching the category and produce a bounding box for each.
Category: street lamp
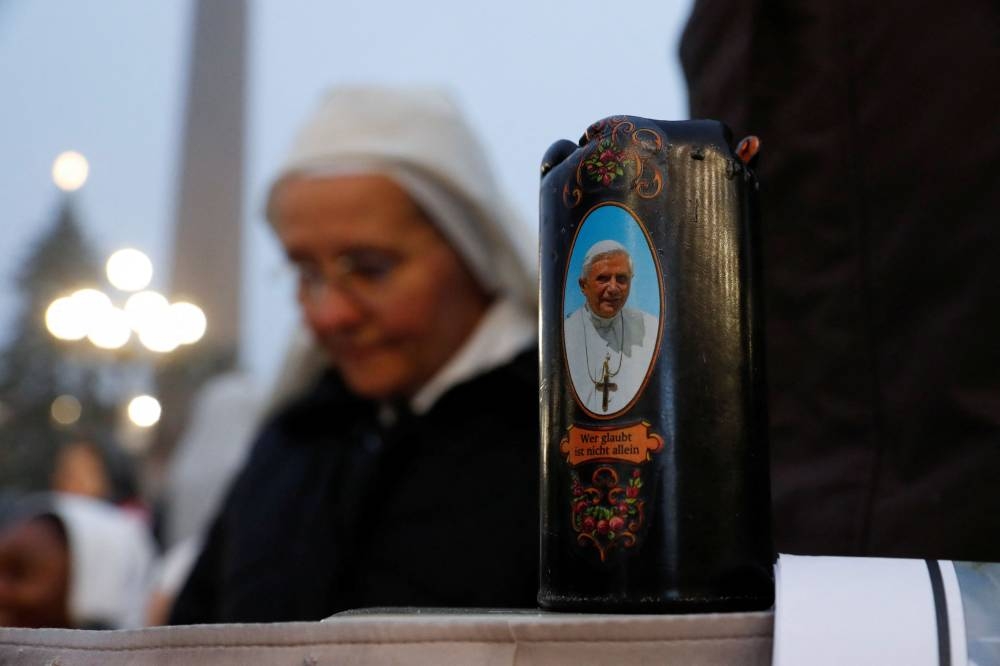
[127,395,162,428]
[44,259,207,433]
[45,254,207,353]
[52,151,89,192]
[44,151,207,437]
[106,248,153,292]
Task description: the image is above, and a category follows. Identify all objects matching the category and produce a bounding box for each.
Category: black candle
[538,116,774,612]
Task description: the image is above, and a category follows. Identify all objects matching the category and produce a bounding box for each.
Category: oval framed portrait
[562,203,663,418]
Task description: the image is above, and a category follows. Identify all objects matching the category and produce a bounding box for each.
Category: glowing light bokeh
[45,296,88,340]
[124,290,168,330]
[137,308,180,353]
[50,395,82,425]
[87,306,131,349]
[42,250,210,359]
[106,249,153,292]
[170,302,207,344]
[52,151,90,191]
[70,288,112,314]
[127,395,161,427]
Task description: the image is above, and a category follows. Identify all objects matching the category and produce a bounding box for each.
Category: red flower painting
[582,139,628,186]
[570,466,648,562]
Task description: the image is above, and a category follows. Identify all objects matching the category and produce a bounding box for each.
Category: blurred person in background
[0,493,155,628]
[169,84,539,623]
[49,434,146,518]
[680,0,1000,560]
[49,440,110,501]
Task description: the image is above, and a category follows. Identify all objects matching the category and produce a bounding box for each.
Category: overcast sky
[0,0,694,390]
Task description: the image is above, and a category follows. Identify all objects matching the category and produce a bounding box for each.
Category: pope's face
[579,252,632,318]
[272,174,490,400]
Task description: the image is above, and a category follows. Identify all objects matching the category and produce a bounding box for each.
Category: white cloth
[49,494,156,629]
[162,372,263,548]
[564,305,658,414]
[0,610,775,665]
[773,555,966,666]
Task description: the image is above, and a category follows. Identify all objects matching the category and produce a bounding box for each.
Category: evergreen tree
[0,201,117,490]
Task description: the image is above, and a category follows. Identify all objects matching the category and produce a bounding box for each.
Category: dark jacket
[170,350,540,623]
[680,0,1000,560]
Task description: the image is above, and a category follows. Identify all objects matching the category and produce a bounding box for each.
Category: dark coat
[680,0,1000,560]
[170,350,540,623]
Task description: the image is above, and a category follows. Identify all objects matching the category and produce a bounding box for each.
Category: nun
[170,85,540,623]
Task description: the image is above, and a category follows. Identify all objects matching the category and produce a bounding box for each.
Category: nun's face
[272,174,490,400]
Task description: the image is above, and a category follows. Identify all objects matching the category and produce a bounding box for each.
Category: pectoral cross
[594,353,618,412]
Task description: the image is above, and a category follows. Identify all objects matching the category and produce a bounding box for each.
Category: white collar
[586,304,622,331]
[408,297,535,415]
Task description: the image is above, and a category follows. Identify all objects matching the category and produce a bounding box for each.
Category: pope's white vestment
[563,304,658,414]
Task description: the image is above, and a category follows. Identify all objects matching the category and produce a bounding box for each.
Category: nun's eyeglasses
[294,249,402,305]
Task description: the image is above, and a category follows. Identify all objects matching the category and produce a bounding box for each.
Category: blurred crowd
[0,371,263,627]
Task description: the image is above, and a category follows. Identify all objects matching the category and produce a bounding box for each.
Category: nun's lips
[323,339,384,362]
[314,330,376,355]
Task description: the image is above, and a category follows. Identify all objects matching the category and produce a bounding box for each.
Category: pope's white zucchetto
[266,84,535,310]
[581,239,633,279]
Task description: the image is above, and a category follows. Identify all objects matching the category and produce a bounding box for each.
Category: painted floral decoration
[563,116,664,207]
[582,139,628,186]
[571,466,645,561]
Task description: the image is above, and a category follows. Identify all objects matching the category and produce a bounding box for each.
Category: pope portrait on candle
[564,239,658,414]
